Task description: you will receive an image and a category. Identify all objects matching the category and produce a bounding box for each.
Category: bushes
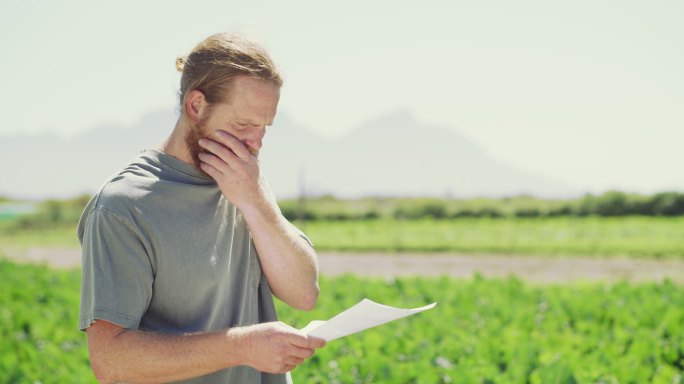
[652,192,684,216]
[393,201,448,219]
[4,195,90,231]
[576,191,684,217]
[280,191,684,222]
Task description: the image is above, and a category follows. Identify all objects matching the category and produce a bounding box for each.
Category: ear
[183,90,209,123]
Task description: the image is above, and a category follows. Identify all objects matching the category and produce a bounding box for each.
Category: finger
[285,331,311,348]
[284,355,305,366]
[289,333,326,349]
[198,152,227,171]
[287,345,315,360]
[283,364,296,373]
[215,130,253,160]
[199,161,221,178]
[306,336,327,349]
[198,138,240,165]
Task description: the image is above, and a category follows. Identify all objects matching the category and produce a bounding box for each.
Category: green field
[3,216,684,258]
[2,259,682,383]
[0,260,91,383]
[0,226,79,249]
[300,216,684,258]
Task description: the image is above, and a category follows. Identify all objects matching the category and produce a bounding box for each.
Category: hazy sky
[1,0,682,194]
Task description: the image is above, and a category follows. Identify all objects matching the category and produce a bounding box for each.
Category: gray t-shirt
[78,149,288,383]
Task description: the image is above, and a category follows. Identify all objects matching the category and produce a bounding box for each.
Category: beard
[184,112,260,172]
[184,115,210,170]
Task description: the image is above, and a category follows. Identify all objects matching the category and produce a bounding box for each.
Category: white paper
[300,298,437,341]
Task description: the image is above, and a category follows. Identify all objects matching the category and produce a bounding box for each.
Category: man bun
[175,56,186,72]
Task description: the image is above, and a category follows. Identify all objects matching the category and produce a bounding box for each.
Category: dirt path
[3,247,684,284]
[318,253,684,284]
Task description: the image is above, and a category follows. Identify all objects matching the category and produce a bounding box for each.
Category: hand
[236,321,326,374]
[198,130,265,208]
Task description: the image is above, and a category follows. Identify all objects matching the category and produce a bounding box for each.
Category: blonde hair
[176,32,282,113]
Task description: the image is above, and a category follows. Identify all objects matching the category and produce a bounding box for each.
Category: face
[186,76,280,167]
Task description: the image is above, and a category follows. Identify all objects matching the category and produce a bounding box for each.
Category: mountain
[260,110,574,198]
[0,109,574,200]
[0,110,175,200]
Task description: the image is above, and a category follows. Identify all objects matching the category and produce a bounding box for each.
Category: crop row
[1,259,682,383]
[280,275,684,383]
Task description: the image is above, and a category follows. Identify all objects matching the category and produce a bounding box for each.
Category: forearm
[240,199,319,310]
[89,327,243,383]
[196,131,319,309]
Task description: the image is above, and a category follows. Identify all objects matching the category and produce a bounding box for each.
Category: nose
[244,126,265,154]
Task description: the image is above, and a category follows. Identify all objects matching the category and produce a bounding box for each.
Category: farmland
[2,192,683,258]
[300,216,684,257]
[2,216,684,259]
[2,192,683,383]
[2,259,683,383]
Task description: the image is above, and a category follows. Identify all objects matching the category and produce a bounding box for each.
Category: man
[78,32,325,383]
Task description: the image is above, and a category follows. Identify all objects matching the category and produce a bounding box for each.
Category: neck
[158,118,194,165]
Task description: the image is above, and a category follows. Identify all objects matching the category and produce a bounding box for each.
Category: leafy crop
[281,275,684,383]
[0,260,91,383]
[2,259,682,383]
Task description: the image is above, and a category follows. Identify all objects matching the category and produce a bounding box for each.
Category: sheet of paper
[300,298,437,341]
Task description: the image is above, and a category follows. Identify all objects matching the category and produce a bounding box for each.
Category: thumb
[290,333,326,349]
[306,335,327,349]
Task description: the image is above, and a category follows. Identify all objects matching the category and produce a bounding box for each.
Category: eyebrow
[238,119,274,126]
[233,111,274,126]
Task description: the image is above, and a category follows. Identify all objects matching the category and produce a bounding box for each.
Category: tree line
[1,191,683,231]
[278,191,684,221]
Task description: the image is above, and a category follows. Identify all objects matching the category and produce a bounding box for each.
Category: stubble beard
[185,116,210,171]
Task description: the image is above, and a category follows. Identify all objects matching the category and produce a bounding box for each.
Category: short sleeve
[79,208,154,331]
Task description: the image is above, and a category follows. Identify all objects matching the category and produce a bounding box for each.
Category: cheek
[197,116,217,138]
[197,108,227,137]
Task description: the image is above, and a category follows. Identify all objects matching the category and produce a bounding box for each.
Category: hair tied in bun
[175,56,186,72]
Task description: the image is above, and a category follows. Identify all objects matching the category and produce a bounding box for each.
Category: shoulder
[77,188,138,244]
[77,154,159,239]
[94,166,155,213]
